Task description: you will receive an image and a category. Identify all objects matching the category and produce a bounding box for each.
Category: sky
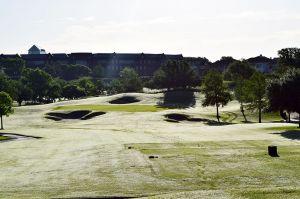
[1,0,300,61]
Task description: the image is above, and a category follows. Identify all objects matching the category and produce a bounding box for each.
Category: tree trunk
[258,107,262,123]
[288,112,291,123]
[240,103,247,122]
[0,115,3,130]
[216,104,220,123]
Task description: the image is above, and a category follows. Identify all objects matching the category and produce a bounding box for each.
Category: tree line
[0,48,299,129]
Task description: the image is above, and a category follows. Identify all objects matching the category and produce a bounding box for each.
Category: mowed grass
[131,140,300,198]
[204,110,282,124]
[264,126,300,131]
[54,104,169,112]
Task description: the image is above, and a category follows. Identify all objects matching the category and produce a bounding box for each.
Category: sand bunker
[164,113,229,126]
[109,96,140,104]
[46,110,106,121]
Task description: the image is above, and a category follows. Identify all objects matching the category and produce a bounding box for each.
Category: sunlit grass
[132,140,300,198]
[264,126,300,131]
[54,104,170,112]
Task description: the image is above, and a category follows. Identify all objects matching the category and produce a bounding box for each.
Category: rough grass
[132,140,300,198]
[54,104,169,112]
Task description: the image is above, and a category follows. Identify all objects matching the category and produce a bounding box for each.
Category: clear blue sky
[1,0,300,61]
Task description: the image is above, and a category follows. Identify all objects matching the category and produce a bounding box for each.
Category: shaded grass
[54,105,170,112]
[131,140,300,198]
[0,135,10,141]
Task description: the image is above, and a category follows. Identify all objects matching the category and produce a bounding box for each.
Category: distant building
[17,45,184,77]
[247,55,276,73]
[28,45,47,54]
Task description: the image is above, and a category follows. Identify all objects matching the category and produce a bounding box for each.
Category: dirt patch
[46,110,106,121]
[109,96,140,104]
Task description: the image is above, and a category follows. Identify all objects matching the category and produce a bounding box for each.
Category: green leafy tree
[0,57,25,78]
[225,60,256,81]
[225,61,256,122]
[234,80,250,122]
[152,60,199,90]
[119,67,142,92]
[62,84,85,100]
[75,77,96,96]
[245,72,267,123]
[0,92,13,130]
[23,68,52,102]
[60,64,91,80]
[268,68,300,127]
[109,79,124,94]
[202,71,232,123]
[95,80,104,95]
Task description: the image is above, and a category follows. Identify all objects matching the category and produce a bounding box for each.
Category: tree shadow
[157,90,196,109]
[273,130,300,140]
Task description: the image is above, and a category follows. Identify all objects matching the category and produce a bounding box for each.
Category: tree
[235,80,250,122]
[152,60,199,90]
[202,71,232,123]
[0,92,13,130]
[74,77,96,96]
[23,68,52,102]
[60,64,91,80]
[278,48,300,68]
[0,57,25,78]
[225,60,256,81]
[62,84,85,100]
[12,80,33,106]
[119,67,142,92]
[108,79,124,94]
[268,68,300,127]
[225,60,256,122]
[92,65,104,78]
[246,72,267,123]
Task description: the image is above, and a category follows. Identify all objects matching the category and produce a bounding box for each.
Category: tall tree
[23,68,52,102]
[202,71,232,123]
[0,57,25,78]
[119,67,143,92]
[246,72,267,123]
[0,92,14,130]
[225,60,256,122]
[225,60,256,81]
[152,60,199,90]
[268,68,300,127]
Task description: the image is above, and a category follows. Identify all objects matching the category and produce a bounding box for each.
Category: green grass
[264,126,300,131]
[54,104,170,112]
[131,140,300,198]
[0,135,10,141]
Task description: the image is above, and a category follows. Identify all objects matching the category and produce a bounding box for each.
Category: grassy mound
[109,96,140,104]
